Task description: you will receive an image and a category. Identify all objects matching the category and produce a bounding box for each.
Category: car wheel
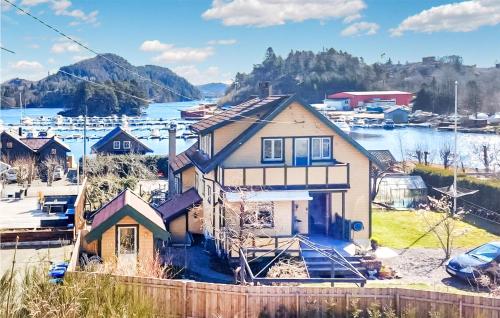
[476,273,493,288]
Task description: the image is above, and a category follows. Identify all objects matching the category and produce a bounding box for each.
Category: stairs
[302,253,367,278]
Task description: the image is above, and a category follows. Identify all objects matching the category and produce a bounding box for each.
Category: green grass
[372,210,499,249]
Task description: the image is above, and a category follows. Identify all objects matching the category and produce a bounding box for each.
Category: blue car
[446,242,500,287]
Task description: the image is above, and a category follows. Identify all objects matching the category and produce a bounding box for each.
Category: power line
[1,46,15,54]
[2,0,196,101]
[59,70,153,103]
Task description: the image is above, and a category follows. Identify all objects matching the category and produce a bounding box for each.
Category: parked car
[53,166,65,180]
[66,168,78,183]
[446,242,500,287]
[5,168,18,183]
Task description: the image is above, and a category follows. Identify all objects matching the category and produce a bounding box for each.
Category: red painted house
[327,91,413,109]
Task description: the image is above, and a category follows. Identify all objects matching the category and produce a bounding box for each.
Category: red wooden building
[327,91,413,109]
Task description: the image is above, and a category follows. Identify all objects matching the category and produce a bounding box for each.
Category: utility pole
[453,81,458,215]
[83,104,87,177]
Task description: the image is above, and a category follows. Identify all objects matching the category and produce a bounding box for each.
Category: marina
[1,101,499,168]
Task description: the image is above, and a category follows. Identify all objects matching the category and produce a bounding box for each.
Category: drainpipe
[167,122,177,200]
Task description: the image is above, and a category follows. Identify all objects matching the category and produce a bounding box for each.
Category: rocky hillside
[196,82,229,98]
[1,54,201,115]
[221,48,500,114]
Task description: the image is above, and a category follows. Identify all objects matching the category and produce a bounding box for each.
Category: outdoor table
[43,200,68,214]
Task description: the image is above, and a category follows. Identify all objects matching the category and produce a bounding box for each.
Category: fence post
[459,300,463,318]
[345,293,349,318]
[295,291,300,317]
[396,293,400,317]
[182,281,187,318]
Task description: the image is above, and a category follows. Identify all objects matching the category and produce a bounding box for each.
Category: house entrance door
[308,193,328,235]
[117,226,138,266]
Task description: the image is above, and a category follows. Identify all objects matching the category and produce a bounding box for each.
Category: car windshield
[468,243,500,262]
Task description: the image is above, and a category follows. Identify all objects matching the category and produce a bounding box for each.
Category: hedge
[411,164,500,213]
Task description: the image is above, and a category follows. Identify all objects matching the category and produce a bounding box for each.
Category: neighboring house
[161,94,382,256]
[91,126,153,155]
[85,189,169,263]
[0,130,71,171]
[327,91,413,109]
[384,106,410,124]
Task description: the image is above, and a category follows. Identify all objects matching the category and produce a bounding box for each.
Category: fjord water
[1,101,499,168]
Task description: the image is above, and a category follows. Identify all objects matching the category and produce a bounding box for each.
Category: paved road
[0,245,73,276]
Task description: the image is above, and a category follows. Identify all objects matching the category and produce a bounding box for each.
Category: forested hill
[220,48,500,114]
[1,54,201,116]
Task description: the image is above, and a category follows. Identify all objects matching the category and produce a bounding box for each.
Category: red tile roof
[156,188,202,222]
[190,96,289,133]
[88,189,167,241]
[20,138,51,150]
[170,142,197,173]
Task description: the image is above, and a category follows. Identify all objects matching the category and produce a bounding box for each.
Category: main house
[1,130,71,171]
[160,94,382,257]
[91,126,153,155]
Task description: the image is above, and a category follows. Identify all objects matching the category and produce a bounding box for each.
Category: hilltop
[1,54,201,116]
[196,82,229,98]
[220,48,500,114]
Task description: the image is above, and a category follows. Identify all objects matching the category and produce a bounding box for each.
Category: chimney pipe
[18,127,22,137]
[167,122,177,200]
[258,81,271,99]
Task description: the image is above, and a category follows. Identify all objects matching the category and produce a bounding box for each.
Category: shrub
[412,164,500,213]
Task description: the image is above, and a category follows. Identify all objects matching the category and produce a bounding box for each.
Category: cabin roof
[91,126,153,153]
[170,142,197,174]
[156,188,202,223]
[188,95,383,173]
[2,131,70,153]
[86,189,169,242]
[190,95,290,134]
[384,106,410,114]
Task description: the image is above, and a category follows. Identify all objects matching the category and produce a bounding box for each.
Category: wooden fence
[67,271,500,318]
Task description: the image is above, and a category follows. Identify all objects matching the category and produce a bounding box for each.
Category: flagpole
[453,81,458,214]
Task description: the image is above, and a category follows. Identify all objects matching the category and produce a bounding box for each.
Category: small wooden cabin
[85,189,169,263]
[91,126,153,155]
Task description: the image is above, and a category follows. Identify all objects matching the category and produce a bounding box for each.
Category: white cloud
[71,55,92,62]
[390,0,500,36]
[139,40,173,52]
[5,60,47,80]
[207,39,237,45]
[20,0,50,6]
[10,60,44,70]
[153,47,214,63]
[202,0,366,27]
[51,39,81,53]
[341,21,379,36]
[140,40,214,63]
[47,58,56,64]
[28,43,40,48]
[172,65,232,85]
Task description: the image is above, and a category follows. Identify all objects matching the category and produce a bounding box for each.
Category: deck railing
[219,163,349,188]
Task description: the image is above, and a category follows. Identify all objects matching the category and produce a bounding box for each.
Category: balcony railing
[218,163,349,189]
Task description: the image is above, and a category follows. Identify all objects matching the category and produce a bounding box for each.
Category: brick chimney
[167,122,177,200]
[258,81,272,99]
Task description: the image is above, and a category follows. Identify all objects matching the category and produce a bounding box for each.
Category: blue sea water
[1,101,499,168]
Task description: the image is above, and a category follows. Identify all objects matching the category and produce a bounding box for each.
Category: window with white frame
[123,141,131,149]
[207,185,212,203]
[113,140,121,149]
[50,148,57,155]
[262,138,283,162]
[311,137,332,160]
[6,142,13,149]
[200,134,212,158]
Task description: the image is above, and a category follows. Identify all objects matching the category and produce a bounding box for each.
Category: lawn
[372,210,499,249]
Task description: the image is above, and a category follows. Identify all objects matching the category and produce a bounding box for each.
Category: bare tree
[439,142,454,169]
[9,156,36,186]
[466,80,482,117]
[409,143,428,165]
[419,196,468,259]
[472,143,496,172]
[396,133,408,172]
[41,155,62,186]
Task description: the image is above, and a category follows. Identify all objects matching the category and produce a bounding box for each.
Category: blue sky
[1,0,500,84]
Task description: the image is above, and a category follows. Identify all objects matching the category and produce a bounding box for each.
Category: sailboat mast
[453,81,458,214]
